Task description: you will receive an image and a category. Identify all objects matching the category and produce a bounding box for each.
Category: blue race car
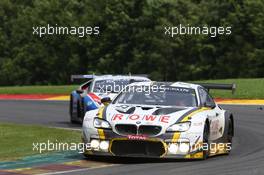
[69,75,150,123]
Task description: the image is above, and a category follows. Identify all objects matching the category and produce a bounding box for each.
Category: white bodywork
[82,81,232,158]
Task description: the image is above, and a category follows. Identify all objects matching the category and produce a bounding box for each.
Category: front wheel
[69,95,76,123]
[203,122,210,159]
[226,118,233,154]
[77,99,85,123]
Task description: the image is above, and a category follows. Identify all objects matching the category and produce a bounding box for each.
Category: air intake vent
[115,124,137,135]
[115,107,135,114]
[152,107,184,115]
[111,140,165,157]
[115,124,161,136]
[138,125,162,136]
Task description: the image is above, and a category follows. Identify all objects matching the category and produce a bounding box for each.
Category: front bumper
[82,130,204,159]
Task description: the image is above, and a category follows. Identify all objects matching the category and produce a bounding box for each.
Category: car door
[198,87,224,140]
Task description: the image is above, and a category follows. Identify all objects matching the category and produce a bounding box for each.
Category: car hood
[103,104,198,129]
[93,92,117,100]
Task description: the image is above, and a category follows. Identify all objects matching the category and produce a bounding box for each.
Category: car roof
[128,81,200,89]
[93,75,150,81]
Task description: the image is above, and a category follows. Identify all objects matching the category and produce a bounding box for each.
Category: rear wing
[197,83,236,94]
[71,75,96,82]
[70,74,149,82]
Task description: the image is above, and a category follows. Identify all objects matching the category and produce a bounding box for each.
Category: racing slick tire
[226,117,234,154]
[77,99,85,123]
[69,95,76,124]
[203,121,210,159]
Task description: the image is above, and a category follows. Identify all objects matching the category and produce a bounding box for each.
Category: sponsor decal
[211,119,220,130]
[211,119,220,135]
[111,113,170,123]
[193,122,203,126]
[127,135,148,140]
[88,92,101,103]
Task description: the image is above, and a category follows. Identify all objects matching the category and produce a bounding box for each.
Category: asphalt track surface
[0,100,264,175]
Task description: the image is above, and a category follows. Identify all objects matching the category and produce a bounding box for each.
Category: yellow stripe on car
[184,151,204,159]
[181,107,210,122]
[172,107,210,143]
[97,107,106,139]
[172,132,180,142]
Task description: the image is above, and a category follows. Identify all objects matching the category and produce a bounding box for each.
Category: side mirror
[101,97,111,104]
[204,102,216,109]
[76,89,84,94]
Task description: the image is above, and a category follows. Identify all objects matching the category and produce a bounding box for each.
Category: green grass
[192,78,264,99]
[0,123,81,161]
[0,85,78,95]
[0,78,263,98]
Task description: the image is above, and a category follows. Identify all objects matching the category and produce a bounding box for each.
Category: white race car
[82,81,235,159]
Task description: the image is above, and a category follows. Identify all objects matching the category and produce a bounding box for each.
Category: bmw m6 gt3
[82,81,235,159]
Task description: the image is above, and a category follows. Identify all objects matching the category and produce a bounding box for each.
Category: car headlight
[93,118,111,129]
[166,122,191,132]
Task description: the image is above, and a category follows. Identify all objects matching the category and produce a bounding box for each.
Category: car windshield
[113,86,197,107]
[93,79,144,93]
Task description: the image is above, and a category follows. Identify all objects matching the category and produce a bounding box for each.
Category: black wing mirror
[204,102,216,109]
[101,97,112,104]
[76,89,84,94]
